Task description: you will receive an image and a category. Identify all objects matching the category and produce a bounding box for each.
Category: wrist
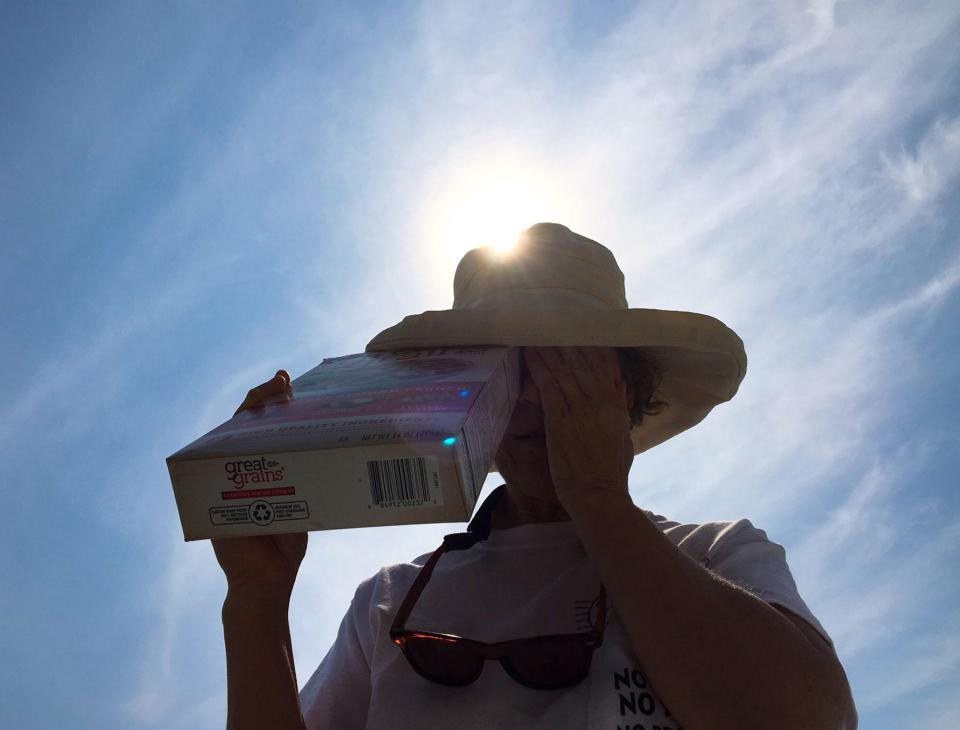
[557,483,633,512]
[223,587,292,624]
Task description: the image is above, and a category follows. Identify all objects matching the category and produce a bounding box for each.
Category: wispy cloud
[355,3,960,726]
[789,440,951,647]
[883,115,960,204]
[858,624,960,708]
[123,529,222,726]
[5,2,959,728]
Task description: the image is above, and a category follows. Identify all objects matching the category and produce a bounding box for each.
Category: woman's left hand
[522,347,635,505]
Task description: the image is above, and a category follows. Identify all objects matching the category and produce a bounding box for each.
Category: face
[493,354,552,491]
[502,355,546,432]
[494,347,635,493]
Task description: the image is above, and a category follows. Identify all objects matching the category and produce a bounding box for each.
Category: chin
[496,442,550,477]
[500,439,547,462]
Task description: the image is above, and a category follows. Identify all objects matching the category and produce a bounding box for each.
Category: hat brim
[366,307,747,456]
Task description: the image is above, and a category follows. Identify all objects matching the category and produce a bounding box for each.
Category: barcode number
[367,456,435,506]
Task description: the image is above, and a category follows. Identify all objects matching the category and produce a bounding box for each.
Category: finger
[574,348,631,420]
[536,347,592,402]
[268,370,291,394]
[234,371,292,416]
[523,348,569,415]
[587,347,622,376]
[575,348,624,399]
[560,347,609,401]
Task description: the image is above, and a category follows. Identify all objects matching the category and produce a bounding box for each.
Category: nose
[517,363,542,406]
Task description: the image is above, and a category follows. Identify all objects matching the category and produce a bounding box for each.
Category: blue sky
[2,1,959,727]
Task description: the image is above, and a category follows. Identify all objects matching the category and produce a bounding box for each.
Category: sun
[443,184,536,253]
[422,161,574,262]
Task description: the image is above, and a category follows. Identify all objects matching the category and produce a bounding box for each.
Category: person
[213,223,857,729]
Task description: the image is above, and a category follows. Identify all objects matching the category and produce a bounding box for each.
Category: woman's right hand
[211,370,307,599]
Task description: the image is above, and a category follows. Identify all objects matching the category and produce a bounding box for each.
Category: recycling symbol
[249,500,275,525]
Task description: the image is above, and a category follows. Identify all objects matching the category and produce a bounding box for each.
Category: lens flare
[420,153,578,265]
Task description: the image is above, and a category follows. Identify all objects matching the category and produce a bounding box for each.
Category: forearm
[222,590,306,730]
[563,490,848,730]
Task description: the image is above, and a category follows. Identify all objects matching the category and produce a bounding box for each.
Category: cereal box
[167,347,520,540]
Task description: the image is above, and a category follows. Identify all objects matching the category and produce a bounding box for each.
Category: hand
[233,369,293,416]
[522,347,634,504]
[212,532,307,598]
[213,369,306,599]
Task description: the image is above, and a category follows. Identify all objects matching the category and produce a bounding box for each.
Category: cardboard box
[167,346,520,541]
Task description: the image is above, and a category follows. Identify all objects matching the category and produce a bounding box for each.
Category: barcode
[367,457,434,506]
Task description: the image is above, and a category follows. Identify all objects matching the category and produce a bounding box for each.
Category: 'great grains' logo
[224,456,285,489]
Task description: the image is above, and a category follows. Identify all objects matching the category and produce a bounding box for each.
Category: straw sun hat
[366,222,747,455]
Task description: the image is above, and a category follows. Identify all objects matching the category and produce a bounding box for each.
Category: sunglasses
[390,491,607,691]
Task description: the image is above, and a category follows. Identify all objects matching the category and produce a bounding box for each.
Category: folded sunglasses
[390,485,607,690]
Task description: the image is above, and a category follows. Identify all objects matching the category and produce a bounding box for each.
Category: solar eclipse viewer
[167,347,519,540]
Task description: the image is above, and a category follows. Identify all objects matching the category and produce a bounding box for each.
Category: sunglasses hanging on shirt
[390,485,607,690]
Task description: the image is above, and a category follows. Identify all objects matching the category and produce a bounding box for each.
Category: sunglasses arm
[391,532,487,636]
[390,531,607,640]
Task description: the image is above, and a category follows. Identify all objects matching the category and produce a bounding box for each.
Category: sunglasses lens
[404,636,484,686]
[503,636,593,689]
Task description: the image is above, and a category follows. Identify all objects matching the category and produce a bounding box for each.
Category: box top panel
[170,346,512,460]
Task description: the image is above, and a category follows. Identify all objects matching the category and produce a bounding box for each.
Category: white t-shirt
[300,512,830,729]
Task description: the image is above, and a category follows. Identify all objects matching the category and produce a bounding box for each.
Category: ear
[622,427,636,470]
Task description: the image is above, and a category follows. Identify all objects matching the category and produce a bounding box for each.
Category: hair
[617,347,669,428]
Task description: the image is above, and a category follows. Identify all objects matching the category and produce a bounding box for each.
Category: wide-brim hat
[366,223,747,455]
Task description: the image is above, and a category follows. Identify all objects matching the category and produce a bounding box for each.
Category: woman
[214,223,856,729]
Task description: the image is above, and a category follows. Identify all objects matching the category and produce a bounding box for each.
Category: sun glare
[443,183,538,253]
[423,162,573,263]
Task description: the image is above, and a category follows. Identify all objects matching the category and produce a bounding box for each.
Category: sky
[2,0,959,727]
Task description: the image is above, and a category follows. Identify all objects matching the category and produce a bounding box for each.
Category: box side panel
[458,348,521,508]
[167,458,197,541]
[170,444,468,541]
[453,433,475,516]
